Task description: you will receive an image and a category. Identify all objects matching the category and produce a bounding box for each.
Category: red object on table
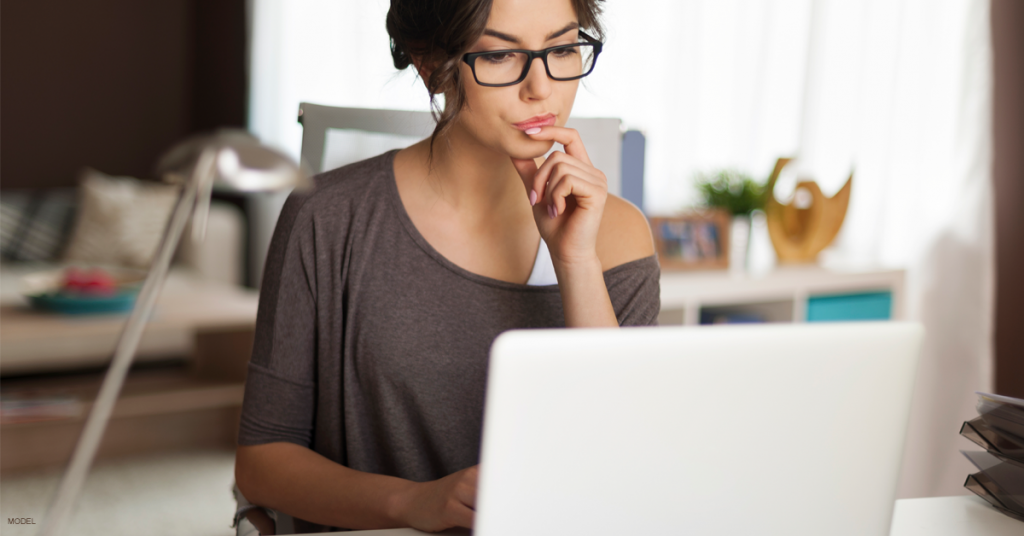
[62,267,118,296]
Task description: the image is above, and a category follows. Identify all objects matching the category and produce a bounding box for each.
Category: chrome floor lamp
[39,131,310,536]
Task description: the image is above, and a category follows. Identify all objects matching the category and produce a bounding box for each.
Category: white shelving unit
[658,266,906,326]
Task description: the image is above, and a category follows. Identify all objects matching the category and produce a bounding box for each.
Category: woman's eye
[482,53,514,64]
[551,47,579,58]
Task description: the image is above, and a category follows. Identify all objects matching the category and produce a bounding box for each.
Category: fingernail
[525,127,542,135]
[548,204,557,219]
[529,190,537,206]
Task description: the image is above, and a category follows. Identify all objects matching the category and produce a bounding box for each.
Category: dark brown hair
[386,0,605,157]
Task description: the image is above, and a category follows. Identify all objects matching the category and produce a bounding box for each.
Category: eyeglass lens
[474,44,596,85]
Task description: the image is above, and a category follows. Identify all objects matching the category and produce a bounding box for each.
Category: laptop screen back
[476,322,922,536]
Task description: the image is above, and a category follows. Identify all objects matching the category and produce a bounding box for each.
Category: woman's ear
[412,57,432,84]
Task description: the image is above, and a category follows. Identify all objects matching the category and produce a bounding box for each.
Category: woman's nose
[520,56,552,101]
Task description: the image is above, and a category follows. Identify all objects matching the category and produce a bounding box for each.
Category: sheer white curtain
[785,0,993,500]
[249,0,993,498]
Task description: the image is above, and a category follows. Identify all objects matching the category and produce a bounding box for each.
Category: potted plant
[694,170,767,273]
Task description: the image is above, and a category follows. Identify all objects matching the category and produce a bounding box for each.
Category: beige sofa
[0,201,247,375]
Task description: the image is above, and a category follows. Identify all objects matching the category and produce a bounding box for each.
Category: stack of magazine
[960,391,1024,521]
[0,392,82,424]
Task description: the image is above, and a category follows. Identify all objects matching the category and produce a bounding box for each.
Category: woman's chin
[507,138,555,160]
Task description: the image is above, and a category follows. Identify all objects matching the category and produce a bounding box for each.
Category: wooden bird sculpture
[764,157,852,264]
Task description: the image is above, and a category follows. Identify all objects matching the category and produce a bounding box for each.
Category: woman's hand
[511,127,608,267]
[394,465,478,533]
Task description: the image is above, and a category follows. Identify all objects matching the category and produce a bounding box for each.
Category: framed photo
[650,210,731,271]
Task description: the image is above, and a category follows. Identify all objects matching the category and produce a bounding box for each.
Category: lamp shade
[156,129,312,192]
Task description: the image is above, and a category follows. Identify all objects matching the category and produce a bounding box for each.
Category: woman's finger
[547,174,605,217]
[543,161,597,203]
[456,485,477,510]
[532,152,603,198]
[511,157,555,206]
[524,126,593,167]
[509,157,540,205]
[455,467,479,509]
[447,501,475,529]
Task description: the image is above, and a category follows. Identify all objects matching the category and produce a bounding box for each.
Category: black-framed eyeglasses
[461,30,603,87]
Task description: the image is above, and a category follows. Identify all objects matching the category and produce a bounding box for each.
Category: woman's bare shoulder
[597,194,656,271]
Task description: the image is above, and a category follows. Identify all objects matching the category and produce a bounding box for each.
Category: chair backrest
[297,102,644,210]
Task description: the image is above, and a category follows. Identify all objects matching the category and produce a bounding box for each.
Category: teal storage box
[806,291,892,322]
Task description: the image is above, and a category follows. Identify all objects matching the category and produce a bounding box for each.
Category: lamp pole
[38,149,217,536]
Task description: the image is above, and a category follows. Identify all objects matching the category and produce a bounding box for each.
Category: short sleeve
[237,192,319,447]
[604,255,661,327]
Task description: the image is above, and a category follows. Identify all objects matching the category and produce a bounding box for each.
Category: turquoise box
[806,291,892,322]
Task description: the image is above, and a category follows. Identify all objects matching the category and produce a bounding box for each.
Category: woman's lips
[513,113,556,131]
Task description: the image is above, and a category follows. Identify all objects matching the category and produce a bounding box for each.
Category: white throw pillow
[63,169,180,268]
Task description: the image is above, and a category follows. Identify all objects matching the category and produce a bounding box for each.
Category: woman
[234,0,660,533]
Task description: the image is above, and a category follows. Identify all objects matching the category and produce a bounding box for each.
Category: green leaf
[693,169,767,216]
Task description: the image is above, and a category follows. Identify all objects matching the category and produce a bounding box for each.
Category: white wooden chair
[296,102,645,206]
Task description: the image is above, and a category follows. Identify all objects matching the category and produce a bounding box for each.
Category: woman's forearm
[554,256,618,328]
[235,442,415,530]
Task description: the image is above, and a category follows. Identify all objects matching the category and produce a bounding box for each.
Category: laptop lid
[476,322,923,536]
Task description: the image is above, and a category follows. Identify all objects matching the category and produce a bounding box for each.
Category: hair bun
[390,39,411,70]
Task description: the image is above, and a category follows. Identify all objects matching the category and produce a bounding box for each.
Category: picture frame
[650,210,731,271]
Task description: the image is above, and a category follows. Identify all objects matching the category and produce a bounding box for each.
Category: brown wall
[1,0,246,189]
[992,0,1024,398]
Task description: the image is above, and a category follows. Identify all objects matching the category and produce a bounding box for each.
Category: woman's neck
[415,124,526,217]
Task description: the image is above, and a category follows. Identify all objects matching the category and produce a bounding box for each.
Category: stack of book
[0,391,82,424]
[960,392,1024,521]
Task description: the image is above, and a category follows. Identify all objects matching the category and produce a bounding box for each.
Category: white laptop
[475,322,923,536]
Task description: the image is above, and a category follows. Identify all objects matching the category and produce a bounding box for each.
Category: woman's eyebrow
[482,22,580,44]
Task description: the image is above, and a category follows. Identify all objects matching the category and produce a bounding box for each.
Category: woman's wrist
[553,254,618,328]
[551,251,602,275]
[386,479,420,527]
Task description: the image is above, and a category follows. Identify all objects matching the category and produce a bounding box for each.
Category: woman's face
[453,0,582,160]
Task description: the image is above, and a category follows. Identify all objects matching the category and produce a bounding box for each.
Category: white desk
[889,495,1022,536]
[321,496,1022,536]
